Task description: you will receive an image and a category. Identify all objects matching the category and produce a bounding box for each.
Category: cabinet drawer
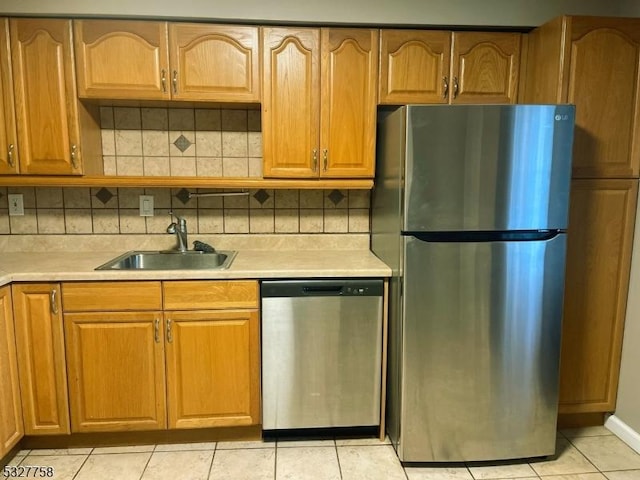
[62,282,163,311]
[163,280,258,310]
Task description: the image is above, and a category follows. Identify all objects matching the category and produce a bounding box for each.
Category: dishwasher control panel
[261,279,384,297]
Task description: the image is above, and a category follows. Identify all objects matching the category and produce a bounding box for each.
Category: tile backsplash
[0,187,370,235]
[100,106,262,177]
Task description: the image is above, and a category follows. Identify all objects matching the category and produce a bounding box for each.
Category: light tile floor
[2,427,640,480]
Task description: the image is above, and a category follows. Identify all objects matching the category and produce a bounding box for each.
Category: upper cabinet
[9,18,102,175]
[74,20,260,103]
[379,30,521,105]
[262,27,378,178]
[74,20,170,100]
[520,16,640,178]
[0,19,18,175]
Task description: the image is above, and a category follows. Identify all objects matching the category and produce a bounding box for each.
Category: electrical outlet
[139,195,154,217]
[8,194,24,216]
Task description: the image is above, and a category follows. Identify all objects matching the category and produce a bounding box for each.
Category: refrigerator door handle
[403,230,563,243]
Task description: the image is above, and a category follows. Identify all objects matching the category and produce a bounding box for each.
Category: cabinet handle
[166,318,173,343]
[323,149,328,171]
[443,76,449,99]
[312,149,318,172]
[50,289,58,315]
[161,69,167,93]
[7,143,14,167]
[70,144,78,169]
[453,76,459,99]
[172,70,178,94]
[154,318,160,343]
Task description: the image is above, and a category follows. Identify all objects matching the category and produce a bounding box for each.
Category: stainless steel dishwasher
[261,279,384,430]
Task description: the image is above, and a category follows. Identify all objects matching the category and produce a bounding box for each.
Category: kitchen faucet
[166,211,188,252]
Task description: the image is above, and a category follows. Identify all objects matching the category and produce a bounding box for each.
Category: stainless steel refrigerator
[371,104,575,463]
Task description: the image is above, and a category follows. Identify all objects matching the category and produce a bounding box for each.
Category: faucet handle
[168,210,186,226]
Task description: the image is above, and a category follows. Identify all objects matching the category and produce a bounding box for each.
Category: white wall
[616,196,640,435]
[0,0,629,27]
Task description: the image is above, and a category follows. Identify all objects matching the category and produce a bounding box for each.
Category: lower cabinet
[165,309,260,429]
[61,280,260,433]
[12,283,70,435]
[559,179,639,413]
[64,311,167,432]
[0,285,23,456]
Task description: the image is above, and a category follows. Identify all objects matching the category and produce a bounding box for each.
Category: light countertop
[0,249,391,287]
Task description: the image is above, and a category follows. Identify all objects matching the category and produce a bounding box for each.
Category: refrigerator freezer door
[398,234,567,462]
[403,105,574,232]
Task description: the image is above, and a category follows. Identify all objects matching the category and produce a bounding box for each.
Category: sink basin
[95,250,237,271]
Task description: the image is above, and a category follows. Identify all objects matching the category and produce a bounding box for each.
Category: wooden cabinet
[74,20,260,103]
[379,30,521,105]
[0,286,23,456]
[0,19,18,175]
[262,27,378,178]
[63,281,165,433]
[12,283,70,435]
[168,23,259,102]
[163,280,260,428]
[520,16,640,179]
[64,311,167,432]
[10,18,102,176]
[74,20,169,100]
[560,179,638,413]
[521,16,640,418]
[61,280,260,433]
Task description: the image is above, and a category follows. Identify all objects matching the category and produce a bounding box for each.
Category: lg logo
[555,114,570,121]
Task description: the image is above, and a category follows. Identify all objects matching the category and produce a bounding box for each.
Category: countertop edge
[0,250,392,288]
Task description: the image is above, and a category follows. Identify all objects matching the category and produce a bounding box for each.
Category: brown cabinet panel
[74,20,170,100]
[62,281,163,312]
[560,179,638,413]
[451,32,520,104]
[379,30,450,105]
[320,28,377,178]
[568,23,640,178]
[262,27,320,178]
[0,286,23,456]
[0,18,18,174]
[163,280,258,310]
[12,283,70,435]
[165,309,260,428]
[64,311,167,432]
[169,23,259,102]
[521,16,640,178]
[379,30,519,105]
[10,18,84,175]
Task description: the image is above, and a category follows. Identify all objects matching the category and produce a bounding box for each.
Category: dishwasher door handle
[302,285,343,295]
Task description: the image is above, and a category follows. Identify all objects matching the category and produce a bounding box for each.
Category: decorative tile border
[0,187,370,235]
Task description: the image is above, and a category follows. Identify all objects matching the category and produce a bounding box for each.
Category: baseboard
[605,414,640,454]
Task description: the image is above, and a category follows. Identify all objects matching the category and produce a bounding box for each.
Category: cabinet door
[262,27,320,178]
[74,20,170,100]
[451,32,520,104]
[0,286,23,456]
[169,23,259,102]
[10,19,82,175]
[567,18,640,178]
[320,28,377,178]
[64,311,166,432]
[165,310,260,428]
[0,18,18,175]
[559,179,638,413]
[12,283,70,435]
[379,29,451,105]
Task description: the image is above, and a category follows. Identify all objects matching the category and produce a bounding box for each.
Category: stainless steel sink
[95,250,237,270]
